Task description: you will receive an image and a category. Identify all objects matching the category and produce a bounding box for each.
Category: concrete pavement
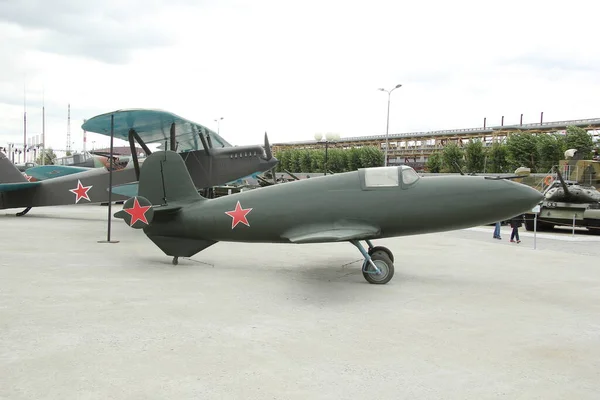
[1,205,599,399]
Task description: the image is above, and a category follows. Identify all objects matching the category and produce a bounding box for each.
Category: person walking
[493,221,502,240]
[510,214,523,243]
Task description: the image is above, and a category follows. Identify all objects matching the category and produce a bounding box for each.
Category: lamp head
[314,132,323,141]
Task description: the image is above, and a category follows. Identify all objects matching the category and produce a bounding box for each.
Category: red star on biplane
[69,180,93,203]
[225,201,253,229]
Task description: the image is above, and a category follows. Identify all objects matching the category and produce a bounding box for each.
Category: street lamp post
[214,117,224,134]
[314,132,340,175]
[378,83,402,166]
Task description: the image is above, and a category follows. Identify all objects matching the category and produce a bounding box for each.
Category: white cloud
[1,0,600,159]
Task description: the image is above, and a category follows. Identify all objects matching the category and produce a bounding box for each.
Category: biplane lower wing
[81,108,232,153]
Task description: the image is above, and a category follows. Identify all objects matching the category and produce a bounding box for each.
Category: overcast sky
[1,0,599,157]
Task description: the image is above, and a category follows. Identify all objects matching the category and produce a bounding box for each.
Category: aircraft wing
[25,165,92,181]
[0,181,41,192]
[282,221,380,243]
[81,109,232,152]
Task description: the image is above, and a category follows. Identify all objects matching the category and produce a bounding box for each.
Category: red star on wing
[69,180,93,203]
[124,197,152,226]
[225,200,253,229]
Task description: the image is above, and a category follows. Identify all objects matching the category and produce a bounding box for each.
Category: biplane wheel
[362,252,394,285]
[368,246,394,262]
[172,257,179,265]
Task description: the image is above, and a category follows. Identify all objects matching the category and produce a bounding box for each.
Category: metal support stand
[533,214,537,250]
[572,214,576,237]
[99,114,119,244]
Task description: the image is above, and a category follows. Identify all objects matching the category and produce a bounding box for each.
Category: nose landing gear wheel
[362,252,394,284]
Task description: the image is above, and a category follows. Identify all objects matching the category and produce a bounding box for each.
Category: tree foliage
[274,146,384,173]
[464,139,485,173]
[505,132,539,171]
[425,152,442,173]
[536,133,565,173]
[486,143,509,173]
[441,143,464,173]
[564,126,594,159]
[35,148,57,165]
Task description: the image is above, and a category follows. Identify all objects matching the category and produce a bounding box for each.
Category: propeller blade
[264,132,273,160]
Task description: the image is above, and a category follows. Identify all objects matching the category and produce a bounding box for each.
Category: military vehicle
[524,151,600,233]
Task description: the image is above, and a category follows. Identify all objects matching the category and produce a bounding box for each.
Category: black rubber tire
[172,257,179,265]
[362,252,394,285]
[524,217,535,231]
[368,246,394,262]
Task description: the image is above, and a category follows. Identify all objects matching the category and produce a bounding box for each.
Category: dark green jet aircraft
[114,150,544,285]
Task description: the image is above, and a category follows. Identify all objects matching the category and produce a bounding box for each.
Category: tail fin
[138,150,202,205]
[0,152,27,184]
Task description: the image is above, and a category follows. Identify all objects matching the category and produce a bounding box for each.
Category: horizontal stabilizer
[0,181,41,193]
[282,221,380,243]
[111,182,139,198]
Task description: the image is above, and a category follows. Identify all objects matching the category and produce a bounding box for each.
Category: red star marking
[124,197,152,226]
[225,200,253,229]
[69,180,93,203]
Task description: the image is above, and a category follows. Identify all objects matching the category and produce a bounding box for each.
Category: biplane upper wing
[81,109,232,153]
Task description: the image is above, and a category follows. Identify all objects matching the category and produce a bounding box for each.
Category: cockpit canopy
[361,165,420,189]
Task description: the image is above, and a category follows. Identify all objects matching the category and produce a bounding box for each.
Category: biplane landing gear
[16,207,32,217]
[172,256,179,265]
[351,240,395,285]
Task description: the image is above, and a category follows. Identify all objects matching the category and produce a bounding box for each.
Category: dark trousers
[511,227,520,241]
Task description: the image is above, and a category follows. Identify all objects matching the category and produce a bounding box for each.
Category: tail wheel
[362,252,394,285]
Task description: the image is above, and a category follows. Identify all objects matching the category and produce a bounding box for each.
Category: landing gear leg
[172,256,179,265]
[351,240,394,284]
[16,207,32,217]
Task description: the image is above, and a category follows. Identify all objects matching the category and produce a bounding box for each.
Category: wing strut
[128,128,153,181]
[195,126,212,156]
[170,123,177,151]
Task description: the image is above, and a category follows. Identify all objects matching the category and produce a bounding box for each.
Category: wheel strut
[350,240,381,274]
[172,256,179,265]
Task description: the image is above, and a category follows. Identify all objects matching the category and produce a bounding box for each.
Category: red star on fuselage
[124,197,152,226]
[225,201,253,229]
[69,180,92,203]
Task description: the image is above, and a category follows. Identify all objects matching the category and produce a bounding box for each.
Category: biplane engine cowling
[114,196,155,229]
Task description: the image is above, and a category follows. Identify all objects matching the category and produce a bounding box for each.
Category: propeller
[263,132,273,161]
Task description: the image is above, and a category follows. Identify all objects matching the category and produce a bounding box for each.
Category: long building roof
[273,117,600,145]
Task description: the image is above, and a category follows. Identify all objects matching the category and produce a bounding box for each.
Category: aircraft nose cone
[482,178,543,221]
